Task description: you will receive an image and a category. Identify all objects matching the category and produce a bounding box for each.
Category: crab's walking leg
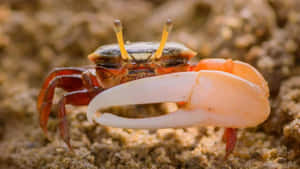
[223,128,237,158]
[57,88,102,149]
[37,68,86,111]
[38,68,85,135]
[38,68,99,136]
[39,74,85,135]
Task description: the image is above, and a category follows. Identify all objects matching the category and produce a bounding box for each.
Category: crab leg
[87,70,270,129]
[223,128,237,157]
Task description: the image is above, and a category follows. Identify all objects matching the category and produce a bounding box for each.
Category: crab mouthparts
[87,70,270,129]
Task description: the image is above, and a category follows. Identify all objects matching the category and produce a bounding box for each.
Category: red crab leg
[39,74,84,136]
[193,59,237,156]
[38,67,103,149]
[37,68,86,111]
[58,88,102,149]
[223,128,237,158]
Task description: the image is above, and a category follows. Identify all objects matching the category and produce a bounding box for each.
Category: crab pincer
[87,60,270,157]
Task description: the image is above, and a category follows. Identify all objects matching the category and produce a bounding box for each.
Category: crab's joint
[113,19,131,60]
[152,19,173,59]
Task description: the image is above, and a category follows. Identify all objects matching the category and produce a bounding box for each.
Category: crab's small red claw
[223,128,237,158]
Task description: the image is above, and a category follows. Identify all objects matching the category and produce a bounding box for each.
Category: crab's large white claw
[87,72,197,123]
[87,68,270,129]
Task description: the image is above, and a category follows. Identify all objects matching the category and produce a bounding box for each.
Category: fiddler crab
[37,19,270,157]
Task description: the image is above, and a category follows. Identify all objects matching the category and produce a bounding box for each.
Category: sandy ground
[0,0,300,168]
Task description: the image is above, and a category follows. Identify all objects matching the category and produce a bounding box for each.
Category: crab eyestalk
[151,19,173,59]
[113,19,131,60]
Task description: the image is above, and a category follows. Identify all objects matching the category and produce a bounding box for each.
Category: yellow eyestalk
[113,20,130,60]
[152,19,173,59]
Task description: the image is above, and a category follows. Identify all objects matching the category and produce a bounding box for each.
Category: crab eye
[164,59,187,67]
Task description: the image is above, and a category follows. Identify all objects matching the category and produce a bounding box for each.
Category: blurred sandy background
[0,0,300,168]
